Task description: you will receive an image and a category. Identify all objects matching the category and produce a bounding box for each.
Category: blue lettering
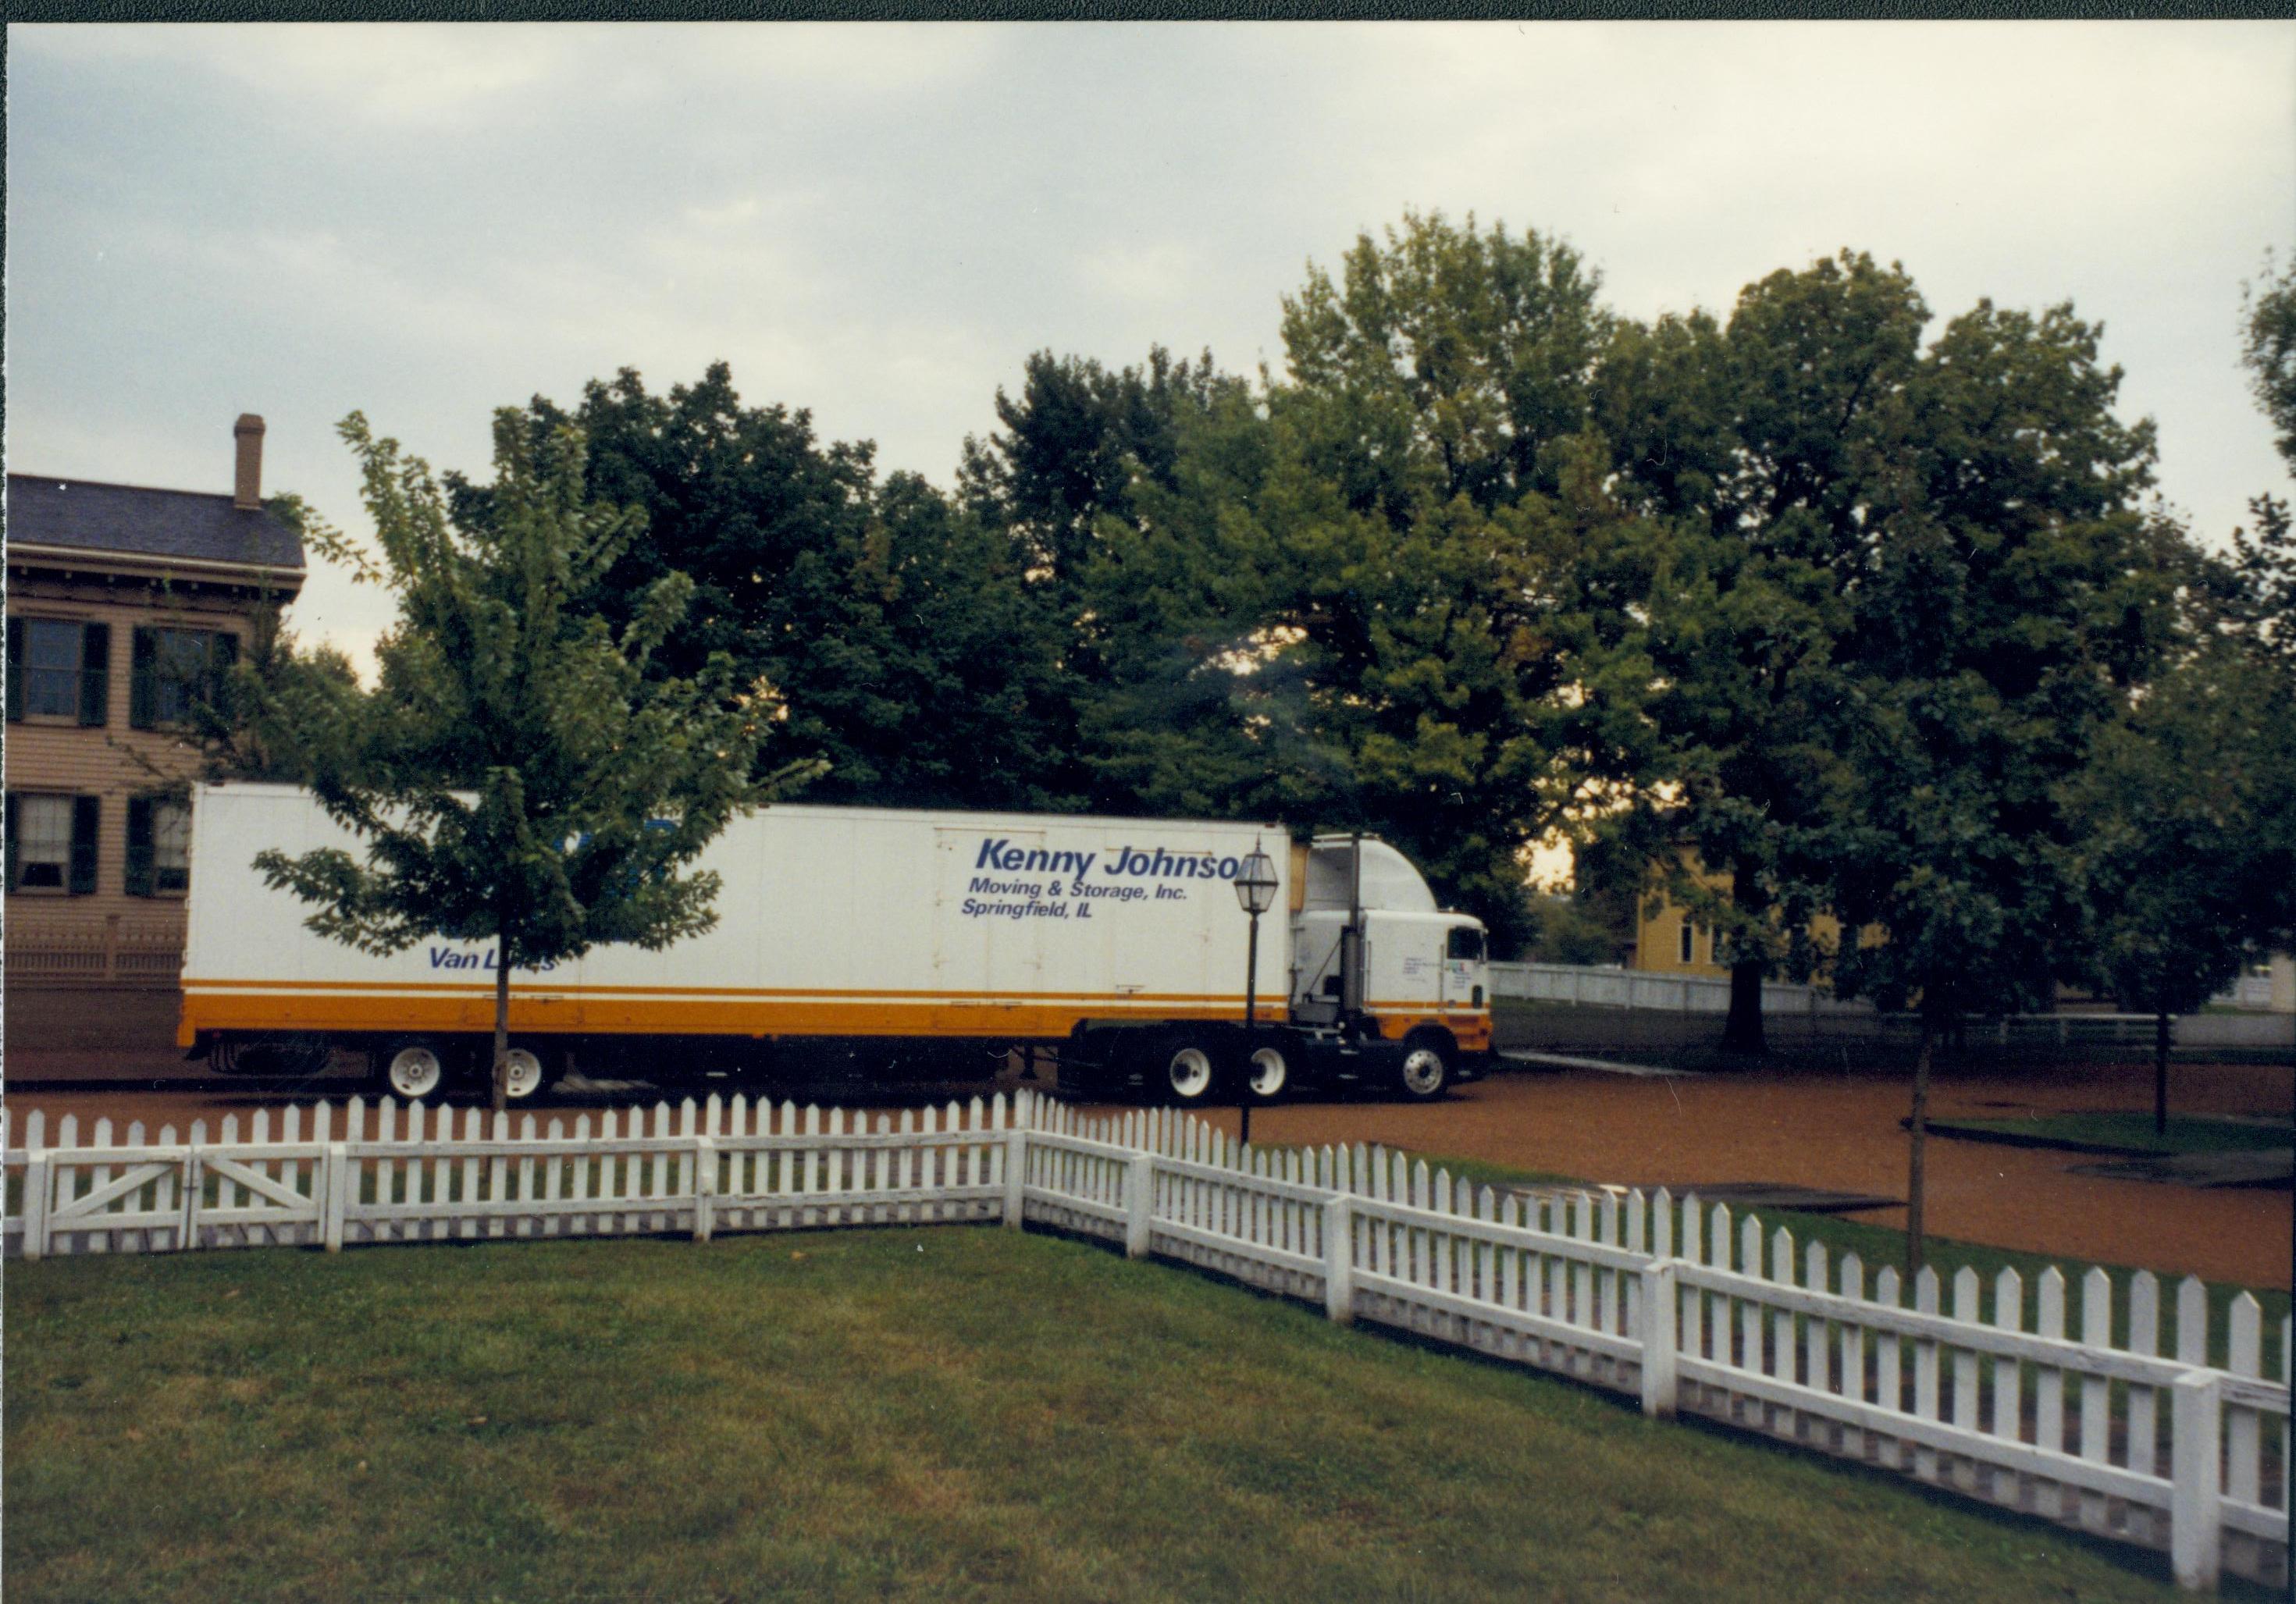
[976,838,1009,870]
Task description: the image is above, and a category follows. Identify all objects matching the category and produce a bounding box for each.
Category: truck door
[1443,923,1488,1008]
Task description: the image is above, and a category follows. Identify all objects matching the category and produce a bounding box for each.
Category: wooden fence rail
[5,1092,2286,1592]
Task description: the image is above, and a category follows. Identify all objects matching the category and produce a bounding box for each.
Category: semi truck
[179,784,1493,1105]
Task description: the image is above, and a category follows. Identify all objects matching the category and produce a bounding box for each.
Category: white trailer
[180,783,1492,1104]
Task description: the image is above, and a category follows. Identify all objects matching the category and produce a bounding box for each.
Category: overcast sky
[9,20,2294,678]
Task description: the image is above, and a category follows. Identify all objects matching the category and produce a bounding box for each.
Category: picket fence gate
[5,1091,2288,1592]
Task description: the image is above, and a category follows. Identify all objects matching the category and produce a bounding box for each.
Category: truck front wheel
[1397,1032,1454,1101]
[1162,1040,1217,1104]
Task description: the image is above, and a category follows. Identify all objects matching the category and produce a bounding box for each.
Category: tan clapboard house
[5,416,304,1062]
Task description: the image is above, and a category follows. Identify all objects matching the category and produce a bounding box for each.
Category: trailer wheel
[1244,1043,1290,1102]
[1162,1040,1217,1104]
[495,1046,555,1103]
[1397,1033,1454,1101]
[377,1041,446,1102]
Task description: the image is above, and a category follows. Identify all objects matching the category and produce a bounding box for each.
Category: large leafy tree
[1826,297,2176,1271]
[2068,623,2296,1132]
[2242,251,2296,473]
[1043,215,1615,949]
[255,411,799,1110]
[1596,254,1928,1054]
[1259,213,1613,948]
[468,365,1070,812]
[958,346,1235,808]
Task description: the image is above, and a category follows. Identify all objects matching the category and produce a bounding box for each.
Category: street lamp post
[1231,841,1279,1150]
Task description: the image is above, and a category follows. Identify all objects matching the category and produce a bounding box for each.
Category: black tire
[1396,1031,1454,1101]
[1160,1037,1219,1105]
[374,1039,449,1102]
[493,1043,559,1104]
[1242,1040,1291,1103]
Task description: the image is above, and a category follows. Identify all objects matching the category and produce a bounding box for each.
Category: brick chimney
[233,413,266,510]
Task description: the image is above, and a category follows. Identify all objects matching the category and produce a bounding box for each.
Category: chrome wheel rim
[1167,1047,1214,1100]
[501,1048,546,1101]
[387,1046,443,1101]
[1401,1047,1447,1097]
[1247,1046,1288,1099]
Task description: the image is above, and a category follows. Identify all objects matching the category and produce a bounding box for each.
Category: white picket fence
[4,1092,2287,1592]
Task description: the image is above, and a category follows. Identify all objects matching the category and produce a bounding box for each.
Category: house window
[1679,922,1695,965]
[127,795,193,896]
[5,793,98,894]
[5,617,109,725]
[131,627,237,729]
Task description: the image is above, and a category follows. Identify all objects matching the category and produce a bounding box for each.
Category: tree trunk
[1905,1010,1934,1280]
[1722,960,1767,1055]
[1720,862,1767,1056]
[492,933,511,1115]
[2154,1009,2170,1137]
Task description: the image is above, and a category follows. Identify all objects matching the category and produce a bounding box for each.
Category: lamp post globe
[1231,842,1280,1145]
[1233,848,1278,916]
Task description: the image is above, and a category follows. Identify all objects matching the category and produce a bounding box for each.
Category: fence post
[2170,1370,2223,1591]
[1322,1194,1354,1325]
[1639,1261,1679,1418]
[178,1151,202,1253]
[322,1143,350,1253]
[1002,1127,1027,1229]
[1124,1151,1154,1258]
[692,1136,716,1243]
[21,1155,50,1262]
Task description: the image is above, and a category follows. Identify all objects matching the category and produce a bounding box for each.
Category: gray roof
[5,475,304,573]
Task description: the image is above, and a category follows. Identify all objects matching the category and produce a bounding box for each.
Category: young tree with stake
[252,411,815,1111]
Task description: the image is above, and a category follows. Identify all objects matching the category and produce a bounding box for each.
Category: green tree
[959,346,1236,808]
[1827,297,2175,1272]
[1255,212,1613,947]
[1596,255,1928,1055]
[2068,624,2295,1133]
[470,364,1070,812]
[2241,251,2296,471]
[254,411,806,1111]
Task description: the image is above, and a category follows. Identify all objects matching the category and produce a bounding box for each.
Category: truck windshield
[1446,926,1485,962]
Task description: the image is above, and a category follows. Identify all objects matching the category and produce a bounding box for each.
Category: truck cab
[1289,835,1492,1089]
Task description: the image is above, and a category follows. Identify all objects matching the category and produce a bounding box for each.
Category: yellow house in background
[1629,859,1849,980]
[1632,859,2294,1014]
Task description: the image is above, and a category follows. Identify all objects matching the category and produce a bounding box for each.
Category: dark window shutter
[4,794,18,892]
[5,617,22,724]
[126,795,155,898]
[130,627,156,729]
[69,795,101,895]
[209,631,239,717]
[79,622,110,727]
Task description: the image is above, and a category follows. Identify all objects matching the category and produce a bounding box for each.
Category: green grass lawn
[1938,1111,2295,1155]
[5,1225,2255,1602]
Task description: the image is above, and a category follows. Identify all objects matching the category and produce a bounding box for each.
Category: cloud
[1077,239,1202,305]
[12,21,1004,128]
[16,23,583,126]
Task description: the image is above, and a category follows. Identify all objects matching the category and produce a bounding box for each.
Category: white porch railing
[5,1093,2287,1592]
